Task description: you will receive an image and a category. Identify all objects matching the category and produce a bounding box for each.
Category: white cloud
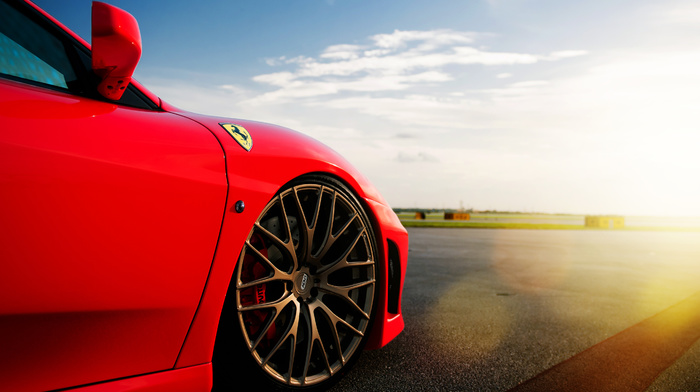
[219,84,246,94]
[320,44,364,60]
[252,72,296,87]
[247,71,454,104]
[396,151,440,163]
[278,46,541,79]
[370,29,477,50]
[660,3,700,24]
[249,29,580,103]
[544,50,589,60]
[507,80,549,88]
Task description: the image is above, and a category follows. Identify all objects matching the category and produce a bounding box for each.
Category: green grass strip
[400,220,700,231]
[400,221,584,230]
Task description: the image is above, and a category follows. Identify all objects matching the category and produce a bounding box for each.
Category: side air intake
[386,239,401,315]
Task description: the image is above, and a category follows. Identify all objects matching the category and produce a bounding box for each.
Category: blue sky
[36,0,700,216]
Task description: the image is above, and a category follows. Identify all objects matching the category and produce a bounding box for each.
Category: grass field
[397,212,700,231]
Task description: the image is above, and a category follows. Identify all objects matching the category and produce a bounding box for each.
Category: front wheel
[213,175,377,390]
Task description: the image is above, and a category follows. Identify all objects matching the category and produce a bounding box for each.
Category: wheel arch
[171,113,406,371]
[207,170,402,355]
[174,169,405,370]
[211,172,382,388]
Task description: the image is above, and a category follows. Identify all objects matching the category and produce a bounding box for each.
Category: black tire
[213,174,378,391]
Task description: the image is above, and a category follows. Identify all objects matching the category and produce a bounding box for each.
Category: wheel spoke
[319,279,375,319]
[308,186,325,231]
[300,307,314,382]
[310,299,364,364]
[301,305,333,383]
[324,259,374,277]
[333,211,358,239]
[317,227,366,275]
[238,290,294,312]
[262,300,301,366]
[317,341,333,376]
[318,213,358,262]
[285,335,296,385]
[237,243,292,289]
[250,303,286,352]
[291,186,317,261]
[309,191,337,261]
[278,193,303,271]
[254,221,298,268]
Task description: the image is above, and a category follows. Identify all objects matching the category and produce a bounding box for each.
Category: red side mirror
[91,2,142,100]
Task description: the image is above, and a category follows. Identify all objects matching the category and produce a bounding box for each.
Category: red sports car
[0,1,408,390]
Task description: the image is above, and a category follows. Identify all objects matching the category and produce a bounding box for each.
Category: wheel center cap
[295,272,312,296]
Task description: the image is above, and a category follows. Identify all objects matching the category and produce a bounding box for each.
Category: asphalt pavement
[331,227,700,391]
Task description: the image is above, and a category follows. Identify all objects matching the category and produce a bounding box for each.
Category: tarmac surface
[331,227,700,391]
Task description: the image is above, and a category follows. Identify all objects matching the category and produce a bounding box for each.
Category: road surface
[331,227,700,391]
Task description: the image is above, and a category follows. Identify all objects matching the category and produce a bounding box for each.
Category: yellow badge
[220,123,253,152]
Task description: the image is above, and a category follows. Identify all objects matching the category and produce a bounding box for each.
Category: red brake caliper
[240,234,277,345]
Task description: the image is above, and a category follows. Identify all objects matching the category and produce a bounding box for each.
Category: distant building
[585,216,625,229]
[444,212,470,221]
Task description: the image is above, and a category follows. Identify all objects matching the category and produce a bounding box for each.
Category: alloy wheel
[235,180,376,387]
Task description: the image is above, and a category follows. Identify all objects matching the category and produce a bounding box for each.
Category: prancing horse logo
[219,123,253,152]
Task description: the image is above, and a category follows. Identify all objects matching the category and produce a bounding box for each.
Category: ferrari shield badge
[220,123,253,152]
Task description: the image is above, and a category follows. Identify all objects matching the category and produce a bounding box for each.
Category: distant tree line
[392,208,572,215]
[393,208,474,213]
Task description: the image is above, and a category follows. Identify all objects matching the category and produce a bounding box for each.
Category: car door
[0,1,227,390]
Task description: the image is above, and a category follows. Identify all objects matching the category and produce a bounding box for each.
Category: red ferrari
[0,1,408,391]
